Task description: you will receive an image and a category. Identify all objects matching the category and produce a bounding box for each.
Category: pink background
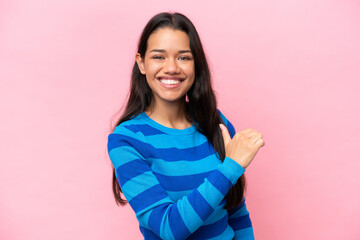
[1,0,359,239]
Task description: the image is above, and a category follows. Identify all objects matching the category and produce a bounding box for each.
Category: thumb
[219,124,231,146]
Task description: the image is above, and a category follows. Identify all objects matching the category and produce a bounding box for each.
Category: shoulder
[112,112,147,134]
[217,109,236,138]
[217,109,230,125]
[107,114,151,168]
[108,113,148,151]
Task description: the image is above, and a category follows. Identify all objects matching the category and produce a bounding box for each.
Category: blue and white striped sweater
[107,110,254,239]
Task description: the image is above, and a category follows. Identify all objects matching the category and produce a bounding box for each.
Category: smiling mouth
[157,77,185,85]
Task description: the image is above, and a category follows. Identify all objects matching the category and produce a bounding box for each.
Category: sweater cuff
[218,157,245,185]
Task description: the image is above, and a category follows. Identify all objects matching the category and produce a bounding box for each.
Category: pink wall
[1,0,359,239]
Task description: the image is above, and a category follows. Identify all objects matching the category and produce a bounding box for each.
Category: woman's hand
[219,124,265,169]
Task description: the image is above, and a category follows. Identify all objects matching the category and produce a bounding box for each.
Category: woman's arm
[219,110,255,239]
[228,198,255,240]
[108,126,245,240]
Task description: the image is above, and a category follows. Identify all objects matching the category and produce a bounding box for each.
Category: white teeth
[160,79,181,85]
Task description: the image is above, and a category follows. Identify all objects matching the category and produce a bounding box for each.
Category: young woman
[107,12,265,240]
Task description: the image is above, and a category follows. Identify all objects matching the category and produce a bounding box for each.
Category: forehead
[147,28,191,52]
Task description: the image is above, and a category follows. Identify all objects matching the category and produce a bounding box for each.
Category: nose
[164,58,180,74]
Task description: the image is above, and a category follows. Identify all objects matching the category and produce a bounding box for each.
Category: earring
[185,93,189,102]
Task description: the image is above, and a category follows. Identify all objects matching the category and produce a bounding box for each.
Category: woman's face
[136,27,195,107]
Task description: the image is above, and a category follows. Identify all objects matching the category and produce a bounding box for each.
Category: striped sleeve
[228,198,254,239]
[107,126,245,240]
[219,109,255,239]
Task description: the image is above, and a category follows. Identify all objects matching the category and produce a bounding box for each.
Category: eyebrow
[149,49,192,53]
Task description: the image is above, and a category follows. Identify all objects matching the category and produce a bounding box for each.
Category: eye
[179,56,192,61]
[152,56,164,60]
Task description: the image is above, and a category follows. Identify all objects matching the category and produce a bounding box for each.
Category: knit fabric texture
[107,110,254,239]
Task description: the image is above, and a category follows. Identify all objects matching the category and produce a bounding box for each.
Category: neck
[145,99,191,129]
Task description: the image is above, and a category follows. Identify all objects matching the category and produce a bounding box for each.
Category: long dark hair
[111,12,246,210]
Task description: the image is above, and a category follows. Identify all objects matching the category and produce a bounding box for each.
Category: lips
[157,76,185,88]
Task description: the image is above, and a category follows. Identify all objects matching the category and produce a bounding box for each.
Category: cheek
[145,65,160,81]
[144,60,160,74]
[184,63,195,76]
[186,69,195,88]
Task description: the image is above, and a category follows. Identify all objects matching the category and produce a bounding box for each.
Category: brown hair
[111,12,246,210]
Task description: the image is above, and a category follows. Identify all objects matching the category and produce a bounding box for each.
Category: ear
[136,53,146,75]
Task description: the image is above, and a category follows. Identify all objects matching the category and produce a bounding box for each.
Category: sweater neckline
[139,112,197,135]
